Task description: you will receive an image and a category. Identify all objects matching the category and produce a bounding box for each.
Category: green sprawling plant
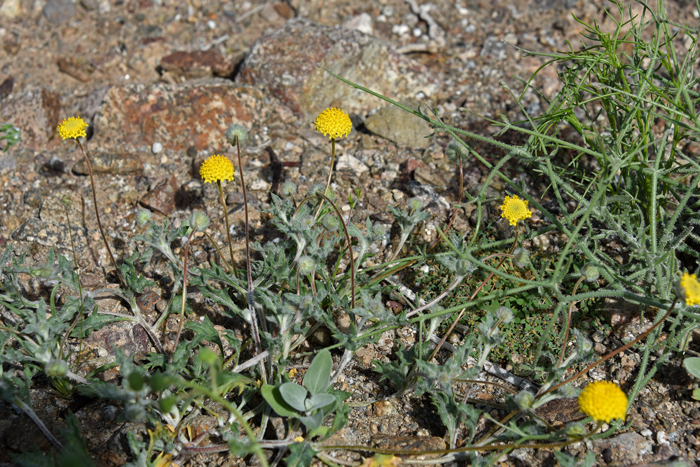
[0,1,699,466]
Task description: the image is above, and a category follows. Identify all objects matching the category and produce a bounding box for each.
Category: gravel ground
[1,0,700,465]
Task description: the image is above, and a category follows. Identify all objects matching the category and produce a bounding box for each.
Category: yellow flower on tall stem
[57,117,125,287]
[314,107,352,216]
[200,155,236,274]
[578,381,628,423]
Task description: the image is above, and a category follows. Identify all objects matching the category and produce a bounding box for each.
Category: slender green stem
[60,200,85,368]
[315,138,336,219]
[170,227,196,363]
[217,180,236,278]
[204,231,232,273]
[76,141,125,288]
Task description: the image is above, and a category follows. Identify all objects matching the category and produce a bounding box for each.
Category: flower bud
[189,210,210,231]
[297,256,315,276]
[514,390,535,410]
[565,422,587,438]
[300,215,315,229]
[323,214,340,231]
[581,263,600,283]
[372,223,386,237]
[60,194,72,207]
[136,209,152,227]
[496,306,513,324]
[409,197,423,211]
[445,141,469,163]
[225,123,248,146]
[280,181,297,198]
[45,359,68,378]
[512,248,530,269]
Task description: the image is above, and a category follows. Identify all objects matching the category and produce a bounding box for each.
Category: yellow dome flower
[578,381,628,423]
[500,195,532,226]
[314,107,352,140]
[57,117,88,140]
[200,155,235,184]
[680,273,700,306]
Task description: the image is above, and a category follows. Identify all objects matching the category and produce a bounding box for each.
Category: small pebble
[152,142,163,154]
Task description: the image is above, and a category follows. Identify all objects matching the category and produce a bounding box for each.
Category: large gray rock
[236,17,440,120]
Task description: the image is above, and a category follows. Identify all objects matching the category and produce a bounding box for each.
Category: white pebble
[152,142,163,154]
[207,20,216,29]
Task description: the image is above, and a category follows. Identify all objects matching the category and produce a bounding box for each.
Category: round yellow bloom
[200,155,234,184]
[57,117,88,140]
[294,436,304,443]
[578,381,628,423]
[314,107,352,140]
[680,273,700,306]
[500,195,532,226]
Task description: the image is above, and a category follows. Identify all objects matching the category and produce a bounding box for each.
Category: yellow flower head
[500,195,532,226]
[58,117,88,140]
[314,107,352,140]
[680,273,700,306]
[200,155,234,184]
[294,436,305,443]
[578,381,628,423]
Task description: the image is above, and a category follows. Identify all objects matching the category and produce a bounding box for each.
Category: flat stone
[237,17,440,120]
[0,0,21,18]
[590,432,653,464]
[159,50,238,79]
[57,56,95,82]
[72,150,143,175]
[364,101,433,148]
[90,79,271,155]
[139,174,178,215]
[82,319,151,361]
[42,0,76,24]
[0,86,60,149]
[336,154,368,176]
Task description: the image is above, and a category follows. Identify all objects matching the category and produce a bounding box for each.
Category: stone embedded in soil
[72,150,144,175]
[159,50,239,80]
[590,432,653,464]
[139,174,178,215]
[236,17,440,119]
[364,101,433,148]
[57,56,95,83]
[89,79,271,155]
[0,86,60,149]
[41,0,75,24]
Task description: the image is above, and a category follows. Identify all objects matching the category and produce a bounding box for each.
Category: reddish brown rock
[139,174,178,215]
[57,56,95,83]
[90,79,270,155]
[159,50,238,79]
[0,86,60,149]
[236,17,440,119]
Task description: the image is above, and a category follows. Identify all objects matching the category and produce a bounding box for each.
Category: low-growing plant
[1,1,699,466]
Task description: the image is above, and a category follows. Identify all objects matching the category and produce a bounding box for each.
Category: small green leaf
[279,382,308,412]
[261,384,298,417]
[304,349,332,395]
[684,358,700,379]
[298,409,324,431]
[693,388,700,401]
[305,393,336,413]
